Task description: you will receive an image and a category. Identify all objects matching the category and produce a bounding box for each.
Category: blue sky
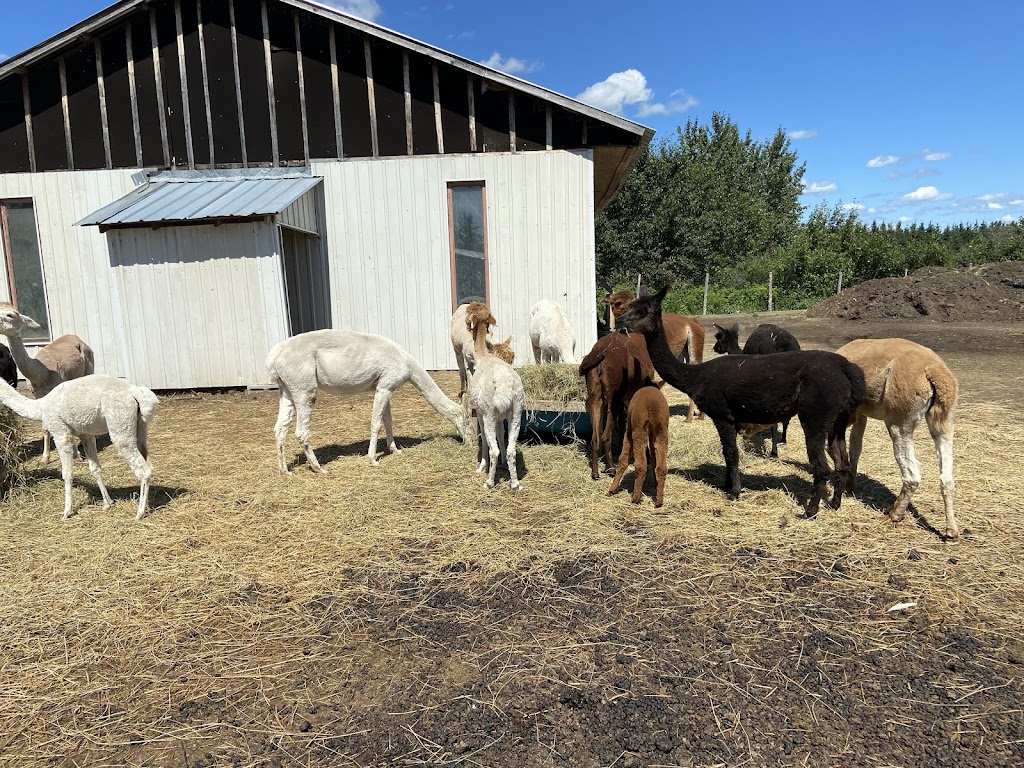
[3,0,1022,226]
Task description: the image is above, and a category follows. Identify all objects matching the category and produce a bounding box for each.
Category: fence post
[904,268,908,277]
[837,271,843,294]
[702,271,709,315]
[768,271,773,312]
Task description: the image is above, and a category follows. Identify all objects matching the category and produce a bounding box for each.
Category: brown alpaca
[579,331,657,480]
[836,338,959,540]
[606,290,705,421]
[608,383,669,507]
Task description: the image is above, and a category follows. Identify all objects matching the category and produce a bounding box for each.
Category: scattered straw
[517,363,587,406]
[0,404,24,498]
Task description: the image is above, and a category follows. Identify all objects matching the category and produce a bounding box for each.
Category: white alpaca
[450,303,496,398]
[0,374,158,521]
[0,304,95,464]
[464,303,524,490]
[267,330,469,474]
[529,299,576,364]
[837,338,959,540]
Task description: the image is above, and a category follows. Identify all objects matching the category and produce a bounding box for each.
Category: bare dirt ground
[1,306,1023,768]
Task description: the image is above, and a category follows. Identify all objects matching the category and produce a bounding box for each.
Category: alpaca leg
[653,432,667,508]
[532,343,541,364]
[496,416,508,469]
[80,436,113,509]
[827,422,852,510]
[456,351,468,398]
[274,387,297,475]
[848,416,868,493]
[367,389,393,465]
[608,429,633,496]
[713,420,742,500]
[476,412,487,473]
[802,424,832,518]
[779,418,790,445]
[587,389,604,481]
[113,441,153,521]
[382,401,401,456]
[886,419,921,524]
[506,408,522,491]
[631,426,650,505]
[56,434,77,520]
[927,415,957,540]
[41,429,51,464]
[481,417,500,489]
[292,391,324,474]
[769,424,781,458]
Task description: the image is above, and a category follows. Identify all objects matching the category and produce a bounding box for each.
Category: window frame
[446,180,490,312]
[0,197,52,343]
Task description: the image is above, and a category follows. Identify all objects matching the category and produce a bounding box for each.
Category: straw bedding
[0,367,1022,767]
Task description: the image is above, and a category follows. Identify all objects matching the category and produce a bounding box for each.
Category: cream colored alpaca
[837,338,959,540]
[0,304,95,463]
[0,374,158,520]
[450,303,497,398]
[465,303,524,490]
[267,330,469,474]
[529,299,576,364]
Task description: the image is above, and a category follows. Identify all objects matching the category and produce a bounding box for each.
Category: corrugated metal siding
[311,150,596,371]
[278,187,320,235]
[0,169,139,377]
[108,222,289,388]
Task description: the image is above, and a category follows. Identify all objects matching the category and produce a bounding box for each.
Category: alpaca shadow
[848,473,947,539]
[299,435,435,469]
[479,449,530,485]
[19,467,188,513]
[22,434,113,456]
[668,403,701,420]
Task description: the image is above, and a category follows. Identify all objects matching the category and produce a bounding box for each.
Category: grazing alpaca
[836,338,959,540]
[0,374,157,521]
[267,330,469,474]
[529,299,576,364]
[579,330,657,480]
[450,303,499,398]
[608,382,669,507]
[606,290,704,420]
[619,287,866,516]
[0,304,95,463]
[0,343,16,387]
[465,302,524,490]
[713,322,802,457]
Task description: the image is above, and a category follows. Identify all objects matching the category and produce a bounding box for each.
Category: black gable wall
[0,0,640,174]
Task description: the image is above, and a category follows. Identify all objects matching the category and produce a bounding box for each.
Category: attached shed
[0,0,654,388]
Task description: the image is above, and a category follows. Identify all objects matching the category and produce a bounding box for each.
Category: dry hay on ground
[517,362,587,406]
[808,260,1024,321]
[1,374,1022,768]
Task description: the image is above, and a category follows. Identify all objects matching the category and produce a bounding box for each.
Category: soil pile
[807,261,1024,321]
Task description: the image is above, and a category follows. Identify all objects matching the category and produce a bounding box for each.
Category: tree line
[596,112,1024,314]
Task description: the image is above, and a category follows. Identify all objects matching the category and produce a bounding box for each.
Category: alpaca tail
[840,356,868,422]
[82,342,96,375]
[925,363,958,428]
[265,340,287,386]
[131,386,159,461]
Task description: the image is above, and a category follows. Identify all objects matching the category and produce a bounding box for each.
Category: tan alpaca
[465,303,524,490]
[607,383,669,507]
[450,303,498,398]
[836,338,959,540]
[0,304,95,463]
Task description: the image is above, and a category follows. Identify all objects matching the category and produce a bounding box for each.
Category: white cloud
[802,180,838,195]
[902,186,953,202]
[319,0,382,21]
[1002,215,1019,223]
[867,155,901,168]
[1010,199,1024,206]
[787,129,817,140]
[898,216,914,224]
[988,202,1005,210]
[841,202,864,212]
[576,70,696,118]
[480,51,542,75]
[912,167,940,179]
[635,89,698,117]
[923,149,953,161]
[0,53,9,62]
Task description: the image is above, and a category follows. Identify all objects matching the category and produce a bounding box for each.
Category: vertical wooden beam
[328,24,343,158]
[545,105,552,151]
[125,20,143,167]
[364,37,378,157]
[508,91,516,152]
[197,0,215,166]
[294,9,309,164]
[21,76,36,173]
[58,57,74,170]
[174,0,195,168]
[467,74,476,152]
[150,6,171,166]
[95,38,112,168]
[228,0,247,167]
[261,0,279,165]
[582,119,588,146]
[402,51,412,155]
[432,62,443,154]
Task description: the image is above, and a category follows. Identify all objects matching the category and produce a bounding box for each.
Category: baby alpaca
[607,383,669,507]
[529,299,576,364]
[0,374,158,520]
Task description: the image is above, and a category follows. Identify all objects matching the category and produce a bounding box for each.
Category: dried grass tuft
[517,363,587,405]
[0,405,25,498]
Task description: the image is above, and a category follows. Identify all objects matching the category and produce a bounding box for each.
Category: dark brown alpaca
[579,331,657,480]
[607,382,669,507]
[606,290,705,421]
[618,287,866,517]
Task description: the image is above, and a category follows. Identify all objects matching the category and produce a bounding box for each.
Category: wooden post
[329,24,343,159]
[175,0,196,169]
[837,271,844,294]
[467,74,476,152]
[636,273,642,295]
[95,38,112,168]
[21,76,36,173]
[702,272,709,315]
[905,268,909,277]
[768,271,773,312]
[150,6,171,166]
[229,0,247,167]
[59,57,74,170]
[262,0,279,165]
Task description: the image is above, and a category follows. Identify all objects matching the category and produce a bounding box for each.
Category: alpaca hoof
[102,501,113,511]
[311,465,327,474]
[390,447,403,456]
[630,496,642,505]
[887,509,906,523]
[654,500,664,508]
[945,529,959,542]
[510,482,521,491]
[484,480,496,489]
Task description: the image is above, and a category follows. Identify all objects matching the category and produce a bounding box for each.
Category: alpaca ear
[731,323,740,335]
[654,285,670,302]
[714,323,725,333]
[19,313,40,329]
[501,336,512,346]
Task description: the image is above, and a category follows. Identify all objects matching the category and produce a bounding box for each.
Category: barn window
[0,200,50,341]
[447,182,488,311]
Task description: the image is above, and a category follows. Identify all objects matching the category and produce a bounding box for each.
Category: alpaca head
[0,304,41,337]
[492,336,514,364]
[712,323,741,355]
[605,291,635,328]
[617,286,669,336]
[464,302,496,333]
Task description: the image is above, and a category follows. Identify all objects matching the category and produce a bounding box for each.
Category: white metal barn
[0,0,653,389]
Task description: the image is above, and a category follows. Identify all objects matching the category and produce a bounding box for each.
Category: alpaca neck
[644,316,697,393]
[2,330,50,387]
[406,356,464,428]
[472,322,491,361]
[0,378,44,421]
[724,338,743,355]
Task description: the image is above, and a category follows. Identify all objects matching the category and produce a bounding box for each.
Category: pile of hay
[517,363,586,405]
[0,406,24,498]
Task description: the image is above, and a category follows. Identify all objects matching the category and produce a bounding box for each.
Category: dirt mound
[807,261,1024,321]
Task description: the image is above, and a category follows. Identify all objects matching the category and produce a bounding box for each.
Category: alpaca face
[605,291,634,327]
[493,337,515,364]
[0,305,40,335]
[712,323,740,355]
[617,287,668,335]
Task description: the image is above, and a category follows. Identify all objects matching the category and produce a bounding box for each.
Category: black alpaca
[0,343,17,388]
[619,287,866,516]
[712,322,801,457]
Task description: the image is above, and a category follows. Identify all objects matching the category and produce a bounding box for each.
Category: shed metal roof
[76,176,322,228]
